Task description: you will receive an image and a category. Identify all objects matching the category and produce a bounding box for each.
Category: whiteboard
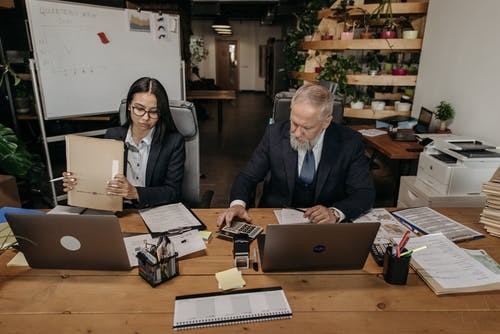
[26,0,182,119]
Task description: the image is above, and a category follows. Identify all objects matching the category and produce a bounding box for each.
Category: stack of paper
[480,167,500,237]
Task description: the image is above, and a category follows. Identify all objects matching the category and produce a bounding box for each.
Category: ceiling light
[217,31,232,35]
[211,15,231,29]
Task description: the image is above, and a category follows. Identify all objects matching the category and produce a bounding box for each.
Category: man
[217,84,375,226]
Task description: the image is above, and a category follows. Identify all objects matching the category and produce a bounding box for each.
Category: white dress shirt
[124,127,155,187]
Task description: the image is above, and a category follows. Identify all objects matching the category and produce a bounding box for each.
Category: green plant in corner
[435,101,455,131]
[0,63,32,177]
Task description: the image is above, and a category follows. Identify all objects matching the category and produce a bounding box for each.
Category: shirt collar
[125,126,155,147]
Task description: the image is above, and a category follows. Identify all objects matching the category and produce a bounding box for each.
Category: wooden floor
[196,92,396,208]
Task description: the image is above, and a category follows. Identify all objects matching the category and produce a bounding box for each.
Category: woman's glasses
[131,104,160,119]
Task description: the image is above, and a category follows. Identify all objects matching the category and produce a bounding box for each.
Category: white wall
[413,0,500,144]
[191,20,282,91]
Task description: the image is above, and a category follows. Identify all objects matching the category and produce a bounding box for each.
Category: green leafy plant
[435,101,455,121]
[371,0,397,31]
[317,55,361,97]
[0,63,32,178]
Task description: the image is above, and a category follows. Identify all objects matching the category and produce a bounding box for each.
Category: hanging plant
[317,55,361,97]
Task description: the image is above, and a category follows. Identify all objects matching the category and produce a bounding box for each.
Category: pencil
[49,176,64,182]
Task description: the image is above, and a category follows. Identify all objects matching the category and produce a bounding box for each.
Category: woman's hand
[62,171,78,192]
[106,174,139,200]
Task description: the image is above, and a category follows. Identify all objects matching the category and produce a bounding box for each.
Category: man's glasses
[131,104,160,119]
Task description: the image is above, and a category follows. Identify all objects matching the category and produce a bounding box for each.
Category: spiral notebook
[173,286,292,330]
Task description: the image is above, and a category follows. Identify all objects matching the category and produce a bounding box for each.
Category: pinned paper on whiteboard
[170,17,178,33]
[127,10,151,32]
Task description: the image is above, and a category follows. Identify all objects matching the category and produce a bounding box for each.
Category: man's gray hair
[291,84,333,119]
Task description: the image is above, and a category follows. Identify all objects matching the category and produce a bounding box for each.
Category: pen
[288,207,305,213]
[397,230,410,258]
[49,176,64,182]
[400,245,427,258]
[252,248,258,271]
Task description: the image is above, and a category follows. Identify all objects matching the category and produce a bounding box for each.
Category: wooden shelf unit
[302,39,422,51]
[318,3,429,19]
[344,106,411,119]
[291,71,417,86]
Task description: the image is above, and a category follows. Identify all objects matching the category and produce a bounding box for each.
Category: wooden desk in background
[1,208,499,333]
[186,90,236,133]
[352,125,424,205]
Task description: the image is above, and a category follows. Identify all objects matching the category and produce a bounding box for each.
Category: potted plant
[357,7,373,39]
[435,100,455,131]
[350,92,369,110]
[13,80,33,114]
[189,36,209,73]
[372,0,397,39]
[317,55,361,97]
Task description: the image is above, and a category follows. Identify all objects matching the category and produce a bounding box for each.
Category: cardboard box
[0,175,21,207]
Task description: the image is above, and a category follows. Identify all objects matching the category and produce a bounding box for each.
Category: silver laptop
[6,213,131,270]
[258,223,380,272]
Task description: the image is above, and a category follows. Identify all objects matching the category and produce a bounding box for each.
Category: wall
[191,20,282,91]
[413,0,500,144]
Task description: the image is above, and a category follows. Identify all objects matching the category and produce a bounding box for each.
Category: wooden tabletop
[186,90,236,100]
[1,207,499,333]
[351,125,423,160]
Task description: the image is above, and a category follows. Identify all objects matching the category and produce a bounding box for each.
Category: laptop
[257,223,380,272]
[389,107,433,142]
[5,213,131,270]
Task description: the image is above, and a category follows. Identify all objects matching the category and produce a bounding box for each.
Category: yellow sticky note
[199,230,212,241]
[215,267,246,290]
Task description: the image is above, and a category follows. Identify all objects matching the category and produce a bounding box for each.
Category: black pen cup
[383,246,411,285]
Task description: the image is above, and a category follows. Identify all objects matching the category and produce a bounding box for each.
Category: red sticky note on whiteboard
[97,32,109,44]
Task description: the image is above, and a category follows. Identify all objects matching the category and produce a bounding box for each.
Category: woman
[63,77,185,208]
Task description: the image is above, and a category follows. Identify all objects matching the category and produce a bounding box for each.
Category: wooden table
[352,125,424,205]
[1,208,499,333]
[186,90,236,133]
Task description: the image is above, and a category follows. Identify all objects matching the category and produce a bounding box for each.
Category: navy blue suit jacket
[230,121,375,220]
[105,126,185,208]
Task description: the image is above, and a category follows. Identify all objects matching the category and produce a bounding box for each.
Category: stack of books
[480,168,500,237]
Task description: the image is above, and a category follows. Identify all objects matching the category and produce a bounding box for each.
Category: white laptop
[6,213,131,270]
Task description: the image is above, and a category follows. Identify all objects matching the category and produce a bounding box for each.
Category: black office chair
[271,81,343,124]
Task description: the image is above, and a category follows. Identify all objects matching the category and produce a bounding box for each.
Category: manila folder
[66,135,124,211]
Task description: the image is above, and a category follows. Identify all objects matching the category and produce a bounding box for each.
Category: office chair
[271,81,343,124]
[119,99,213,208]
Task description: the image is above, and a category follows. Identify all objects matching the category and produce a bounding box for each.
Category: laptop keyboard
[370,243,391,266]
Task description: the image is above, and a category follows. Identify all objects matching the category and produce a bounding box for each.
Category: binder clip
[233,233,250,269]
[136,235,178,287]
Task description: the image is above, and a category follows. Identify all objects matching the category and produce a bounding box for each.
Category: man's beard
[290,133,319,151]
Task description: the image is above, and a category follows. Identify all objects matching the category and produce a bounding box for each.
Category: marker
[252,248,258,271]
[49,176,64,182]
[397,230,411,258]
[400,245,427,258]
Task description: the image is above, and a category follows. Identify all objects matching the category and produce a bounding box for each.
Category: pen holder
[136,238,179,287]
[383,246,411,285]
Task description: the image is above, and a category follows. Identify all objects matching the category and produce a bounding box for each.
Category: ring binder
[173,287,292,330]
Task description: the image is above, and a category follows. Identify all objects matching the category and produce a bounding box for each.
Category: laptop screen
[414,107,433,133]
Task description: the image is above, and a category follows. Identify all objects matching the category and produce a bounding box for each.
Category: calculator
[217,221,263,241]
[370,243,391,267]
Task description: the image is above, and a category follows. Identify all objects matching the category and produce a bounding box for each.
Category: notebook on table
[5,213,131,270]
[173,286,292,330]
[257,223,380,272]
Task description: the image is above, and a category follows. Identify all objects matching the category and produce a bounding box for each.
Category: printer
[415,134,500,195]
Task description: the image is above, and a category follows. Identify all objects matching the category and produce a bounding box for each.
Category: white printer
[416,135,500,195]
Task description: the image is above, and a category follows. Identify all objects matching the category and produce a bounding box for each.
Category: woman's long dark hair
[125,77,178,143]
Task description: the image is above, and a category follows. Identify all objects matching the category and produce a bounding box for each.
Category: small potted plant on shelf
[350,92,370,110]
[372,0,397,39]
[13,80,33,114]
[434,100,455,132]
[399,17,419,39]
[357,7,373,39]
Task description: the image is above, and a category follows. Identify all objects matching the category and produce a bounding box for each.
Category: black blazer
[230,121,375,220]
[105,126,185,208]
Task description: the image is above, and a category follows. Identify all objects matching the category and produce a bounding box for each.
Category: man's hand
[304,205,339,224]
[106,174,139,200]
[217,205,252,228]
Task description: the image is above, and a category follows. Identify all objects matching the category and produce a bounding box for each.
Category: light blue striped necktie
[299,149,315,184]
